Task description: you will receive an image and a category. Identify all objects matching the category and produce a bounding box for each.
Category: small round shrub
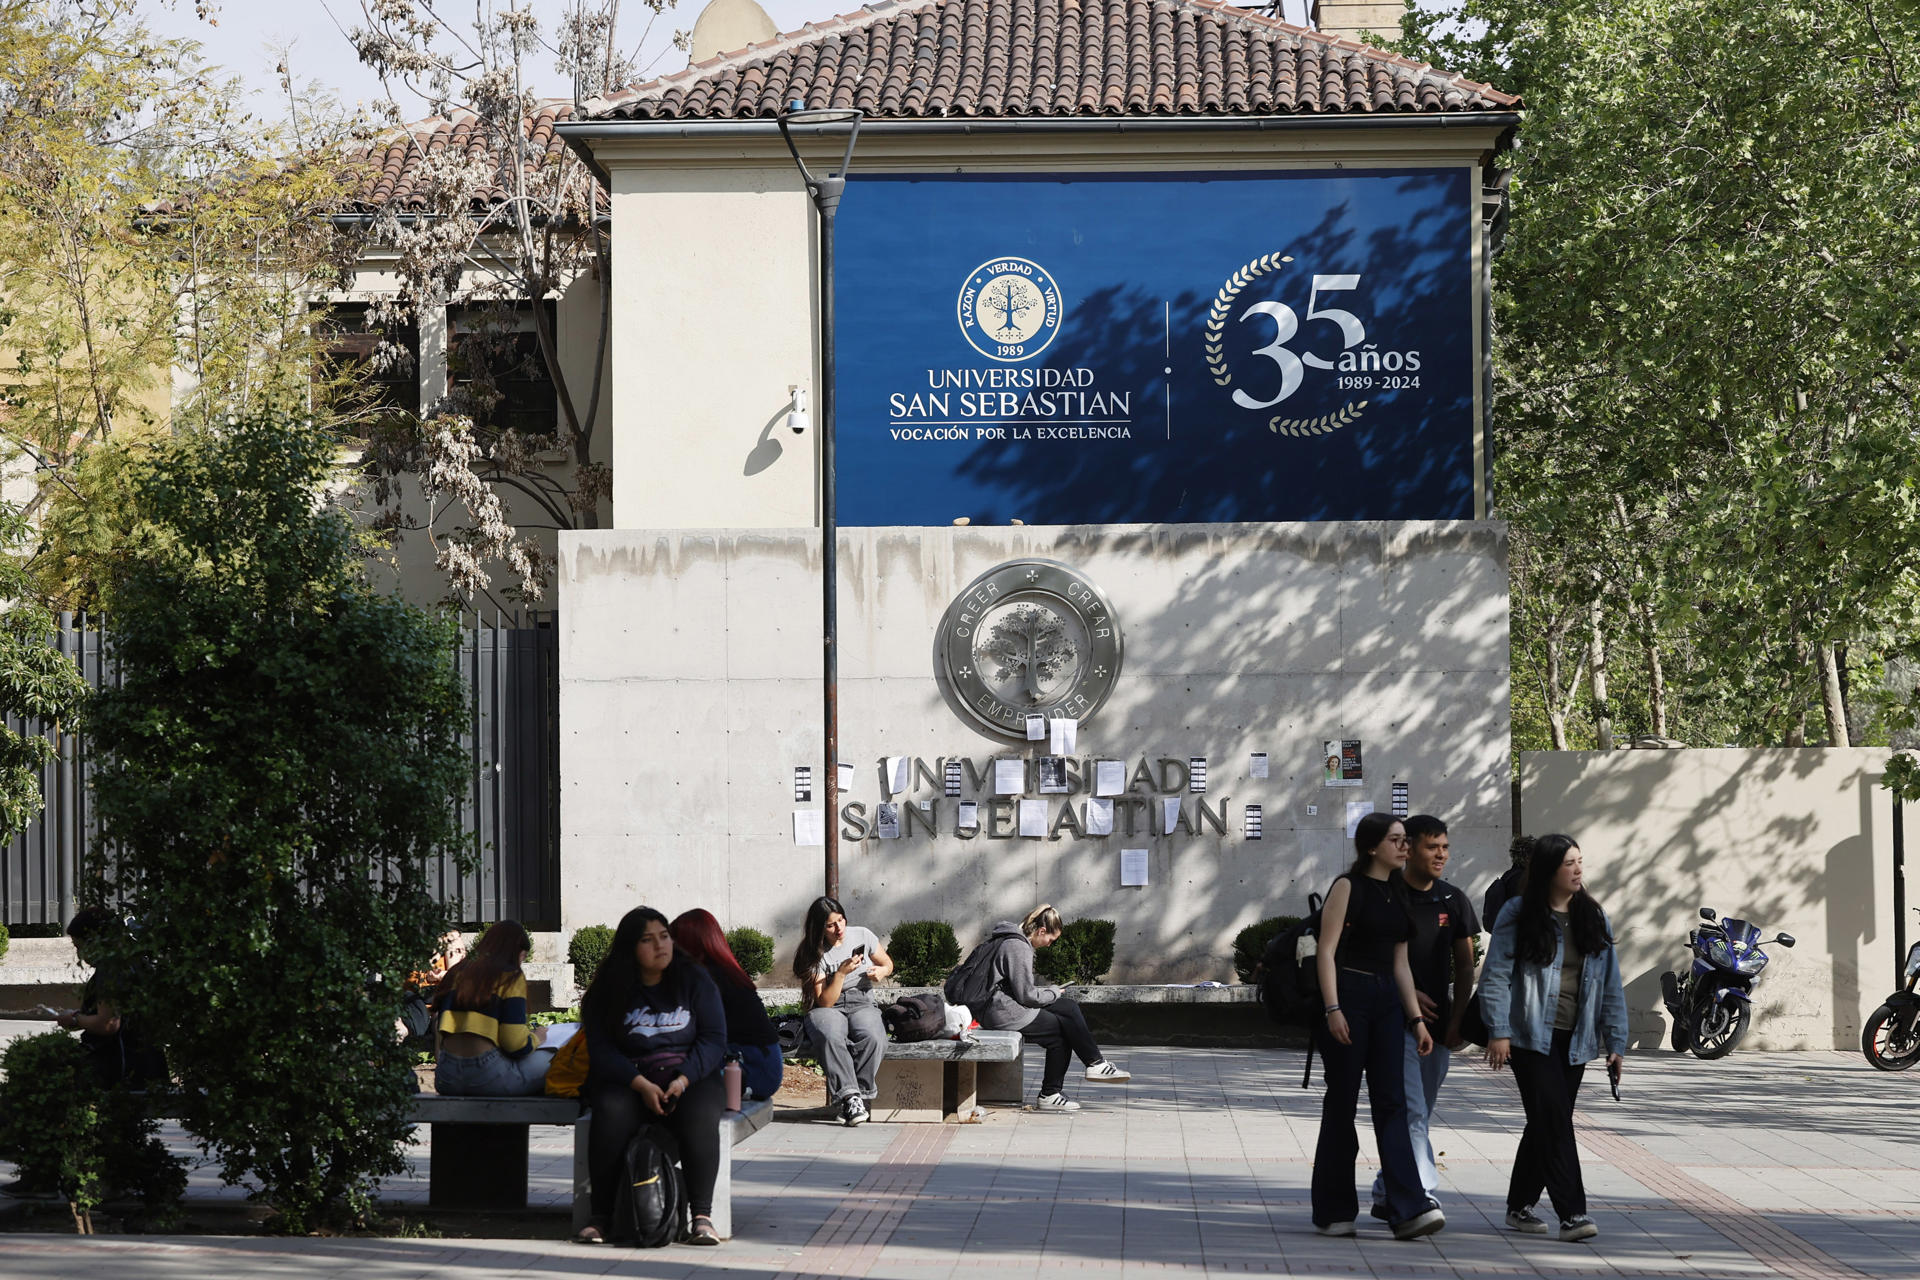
[567,924,615,984]
[0,1031,183,1230]
[1034,918,1116,986]
[1232,916,1301,984]
[726,926,775,979]
[887,921,961,986]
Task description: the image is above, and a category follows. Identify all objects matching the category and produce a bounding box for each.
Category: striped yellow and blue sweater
[436,974,533,1057]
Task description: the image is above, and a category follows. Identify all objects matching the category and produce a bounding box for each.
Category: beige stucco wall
[1520,749,1902,1052]
[593,125,1504,533]
[558,520,1511,979]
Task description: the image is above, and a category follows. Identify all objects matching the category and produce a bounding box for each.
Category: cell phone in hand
[1608,1060,1622,1101]
[851,944,867,958]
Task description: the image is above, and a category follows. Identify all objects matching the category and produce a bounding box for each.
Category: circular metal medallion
[936,558,1124,740]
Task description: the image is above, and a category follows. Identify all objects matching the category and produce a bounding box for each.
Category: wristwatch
[1406,1015,1424,1031]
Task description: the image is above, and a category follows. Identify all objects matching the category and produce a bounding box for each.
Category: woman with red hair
[671,909,782,1101]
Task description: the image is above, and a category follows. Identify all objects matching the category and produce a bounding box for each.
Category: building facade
[554,0,1521,978]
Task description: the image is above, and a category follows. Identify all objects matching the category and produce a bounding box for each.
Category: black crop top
[1335,873,1414,975]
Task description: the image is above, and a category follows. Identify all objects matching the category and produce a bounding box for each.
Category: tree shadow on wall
[834,522,1513,982]
[1519,747,1888,1051]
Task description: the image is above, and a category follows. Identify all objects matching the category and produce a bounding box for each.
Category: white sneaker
[1315,1220,1356,1237]
[1084,1060,1131,1082]
[1035,1092,1080,1111]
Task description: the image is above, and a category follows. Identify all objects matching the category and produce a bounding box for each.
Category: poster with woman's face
[1322,739,1363,787]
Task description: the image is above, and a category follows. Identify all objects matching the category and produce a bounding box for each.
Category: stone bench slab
[881,1030,1022,1061]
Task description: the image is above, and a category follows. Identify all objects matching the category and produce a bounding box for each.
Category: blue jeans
[1373,1039,1450,1205]
[1311,971,1428,1227]
[733,1042,783,1100]
[434,1046,554,1096]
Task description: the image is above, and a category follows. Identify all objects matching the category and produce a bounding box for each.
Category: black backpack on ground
[882,992,949,1042]
[613,1125,687,1247]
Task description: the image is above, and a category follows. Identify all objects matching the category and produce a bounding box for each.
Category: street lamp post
[778,103,862,901]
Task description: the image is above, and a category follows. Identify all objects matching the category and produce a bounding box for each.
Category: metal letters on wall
[834,169,1480,525]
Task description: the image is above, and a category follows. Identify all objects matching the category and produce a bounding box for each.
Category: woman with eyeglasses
[1310,813,1443,1241]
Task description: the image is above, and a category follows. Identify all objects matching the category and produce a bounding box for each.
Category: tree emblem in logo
[936,559,1123,740]
[957,257,1063,362]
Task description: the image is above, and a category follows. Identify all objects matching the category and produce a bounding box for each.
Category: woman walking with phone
[794,896,893,1126]
[1311,813,1442,1240]
[1480,834,1628,1243]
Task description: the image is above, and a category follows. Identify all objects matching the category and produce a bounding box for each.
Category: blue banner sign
[832,169,1480,525]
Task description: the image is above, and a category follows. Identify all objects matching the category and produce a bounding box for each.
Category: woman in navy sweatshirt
[576,905,729,1245]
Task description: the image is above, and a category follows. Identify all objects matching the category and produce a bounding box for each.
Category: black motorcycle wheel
[1861,1004,1920,1071]
[1668,1017,1690,1053]
[1690,1000,1749,1059]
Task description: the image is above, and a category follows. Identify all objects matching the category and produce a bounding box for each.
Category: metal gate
[0,612,560,932]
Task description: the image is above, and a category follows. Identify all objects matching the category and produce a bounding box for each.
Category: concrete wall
[1520,749,1904,1052]
[559,521,1511,980]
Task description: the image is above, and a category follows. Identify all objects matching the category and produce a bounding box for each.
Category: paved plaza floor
[3,1046,1917,1279]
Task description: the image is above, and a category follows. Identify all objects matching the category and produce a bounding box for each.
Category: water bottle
[723,1056,743,1112]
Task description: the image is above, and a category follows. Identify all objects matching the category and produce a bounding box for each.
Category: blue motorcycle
[1660,907,1796,1059]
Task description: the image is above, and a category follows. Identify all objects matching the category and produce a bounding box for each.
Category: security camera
[786,386,811,435]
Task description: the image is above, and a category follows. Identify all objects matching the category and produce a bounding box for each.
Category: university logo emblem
[936,559,1123,740]
[957,257,1063,362]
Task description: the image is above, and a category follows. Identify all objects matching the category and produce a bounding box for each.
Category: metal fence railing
[0,611,560,933]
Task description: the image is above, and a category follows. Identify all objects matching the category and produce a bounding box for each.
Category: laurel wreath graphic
[1204,251,1292,386]
[1269,399,1370,437]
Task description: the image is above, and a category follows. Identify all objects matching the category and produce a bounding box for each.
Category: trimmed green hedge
[1232,916,1300,984]
[567,925,615,985]
[727,926,775,979]
[0,921,8,963]
[1034,918,1116,986]
[887,920,961,986]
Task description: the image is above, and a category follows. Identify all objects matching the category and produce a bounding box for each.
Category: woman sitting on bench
[795,895,892,1126]
[432,919,555,1097]
[577,906,729,1246]
[671,908,782,1102]
[958,905,1131,1111]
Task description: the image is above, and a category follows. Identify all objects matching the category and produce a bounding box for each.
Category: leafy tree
[86,407,470,1232]
[0,501,91,838]
[1389,0,1920,749]
[337,0,683,600]
[0,0,363,607]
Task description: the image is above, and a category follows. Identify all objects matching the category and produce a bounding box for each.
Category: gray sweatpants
[806,1001,885,1103]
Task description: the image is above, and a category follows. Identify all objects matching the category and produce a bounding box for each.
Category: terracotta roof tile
[587,0,1515,122]
[348,100,576,214]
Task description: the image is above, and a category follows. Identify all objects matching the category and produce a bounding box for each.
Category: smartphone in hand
[1607,1059,1622,1101]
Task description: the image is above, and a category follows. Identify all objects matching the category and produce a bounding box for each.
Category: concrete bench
[870,1031,1024,1122]
[414,1093,773,1238]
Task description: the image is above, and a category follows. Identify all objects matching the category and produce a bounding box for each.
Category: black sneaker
[1559,1214,1598,1242]
[841,1096,869,1126]
[1505,1207,1549,1234]
[1369,1202,1392,1222]
[1391,1202,1446,1240]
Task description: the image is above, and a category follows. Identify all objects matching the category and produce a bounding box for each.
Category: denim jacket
[1480,899,1628,1064]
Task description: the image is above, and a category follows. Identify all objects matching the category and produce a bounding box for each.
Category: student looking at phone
[575,906,729,1246]
[794,896,892,1126]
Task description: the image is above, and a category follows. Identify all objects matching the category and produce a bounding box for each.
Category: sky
[145,0,1315,121]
